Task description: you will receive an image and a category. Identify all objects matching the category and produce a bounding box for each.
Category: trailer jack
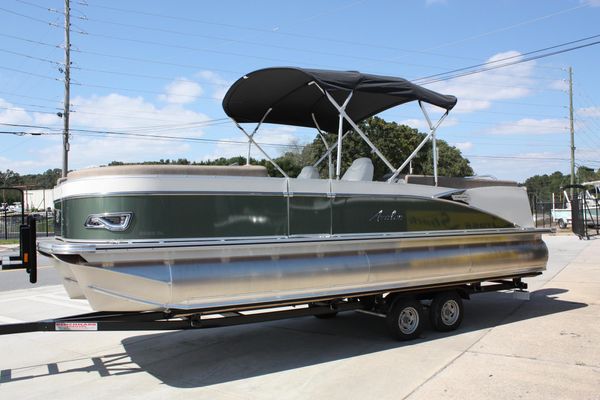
[1,214,38,283]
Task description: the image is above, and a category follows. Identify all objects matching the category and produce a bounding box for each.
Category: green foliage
[523,166,600,202]
[1,168,61,203]
[306,117,473,180]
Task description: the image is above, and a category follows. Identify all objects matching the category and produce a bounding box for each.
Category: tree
[306,117,473,180]
[521,167,600,202]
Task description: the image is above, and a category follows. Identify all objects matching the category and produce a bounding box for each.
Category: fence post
[3,209,6,240]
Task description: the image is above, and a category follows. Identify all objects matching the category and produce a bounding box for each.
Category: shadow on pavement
[0,287,586,387]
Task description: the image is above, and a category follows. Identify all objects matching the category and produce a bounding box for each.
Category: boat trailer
[0,200,537,340]
[0,275,533,338]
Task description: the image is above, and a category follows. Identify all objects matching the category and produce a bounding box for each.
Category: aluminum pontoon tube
[41,230,548,312]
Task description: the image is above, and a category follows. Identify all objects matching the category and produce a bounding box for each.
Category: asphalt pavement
[0,234,598,400]
[0,241,61,291]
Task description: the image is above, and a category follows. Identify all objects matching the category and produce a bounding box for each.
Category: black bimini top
[222,67,457,133]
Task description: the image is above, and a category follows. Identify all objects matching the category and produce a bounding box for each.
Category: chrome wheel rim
[441,300,460,326]
[398,307,419,334]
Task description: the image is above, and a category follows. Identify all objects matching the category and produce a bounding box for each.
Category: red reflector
[23,253,29,263]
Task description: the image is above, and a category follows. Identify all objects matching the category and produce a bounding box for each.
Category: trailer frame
[0,276,535,336]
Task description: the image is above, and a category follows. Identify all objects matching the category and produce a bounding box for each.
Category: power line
[425,3,589,51]
[420,44,599,86]
[77,0,573,70]
[0,48,63,66]
[0,5,58,26]
[419,33,600,81]
[0,124,301,150]
[0,65,60,82]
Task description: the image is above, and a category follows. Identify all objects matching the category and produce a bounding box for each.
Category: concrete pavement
[0,235,598,399]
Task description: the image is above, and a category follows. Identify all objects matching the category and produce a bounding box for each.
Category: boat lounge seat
[297,166,320,179]
[342,158,374,181]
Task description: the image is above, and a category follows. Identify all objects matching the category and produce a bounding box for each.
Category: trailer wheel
[430,291,463,332]
[386,298,424,341]
[558,219,567,229]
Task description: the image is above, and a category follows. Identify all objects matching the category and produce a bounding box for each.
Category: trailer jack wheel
[386,298,424,341]
[430,291,464,332]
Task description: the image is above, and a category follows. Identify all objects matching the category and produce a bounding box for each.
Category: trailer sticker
[55,322,98,331]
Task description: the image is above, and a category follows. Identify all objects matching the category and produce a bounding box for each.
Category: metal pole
[62,0,71,178]
[334,93,353,180]
[3,209,6,240]
[43,189,48,237]
[569,66,575,198]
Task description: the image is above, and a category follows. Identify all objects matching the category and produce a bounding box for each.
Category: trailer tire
[386,298,424,341]
[558,219,567,229]
[430,291,463,332]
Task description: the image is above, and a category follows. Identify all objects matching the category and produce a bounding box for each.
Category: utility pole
[61,0,71,178]
[569,66,575,196]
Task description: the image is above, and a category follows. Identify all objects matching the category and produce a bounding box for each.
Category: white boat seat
[297,166,320,179]
[342,158,374,181]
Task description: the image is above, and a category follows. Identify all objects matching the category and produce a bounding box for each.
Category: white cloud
[469,151,568,182]
[1,91,216,173]
[394,117,459,131]
[582,0,600,7]
[196,70,232,100]
[0,99,34,126]
[204,125,299,161]
[578,106,600,117]
[70,93,210,134]
[429,51,537,113]
[453,141,473,151]
[159,78,203,104]
[549,79,568,91]
[486,118,568,135]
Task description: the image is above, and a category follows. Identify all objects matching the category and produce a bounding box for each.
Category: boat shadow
[0,288,587,388]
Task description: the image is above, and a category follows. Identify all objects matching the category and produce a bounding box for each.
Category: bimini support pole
[313,130,351,173]
[311,114,333,179]
[320,88,397,177]
[335,92,353,179]
[387,103,449,184]
[243,108,272,166]
[420,101,438,186]
[233,109,290,179]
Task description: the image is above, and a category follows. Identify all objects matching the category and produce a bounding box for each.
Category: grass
[0,239,20,245]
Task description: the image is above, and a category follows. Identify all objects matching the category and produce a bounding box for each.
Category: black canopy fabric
[222,67,457,133]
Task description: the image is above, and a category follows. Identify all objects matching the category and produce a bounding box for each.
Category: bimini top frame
[223,67,457,184]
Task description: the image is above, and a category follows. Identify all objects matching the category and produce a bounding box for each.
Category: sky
[1,0,599,182]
